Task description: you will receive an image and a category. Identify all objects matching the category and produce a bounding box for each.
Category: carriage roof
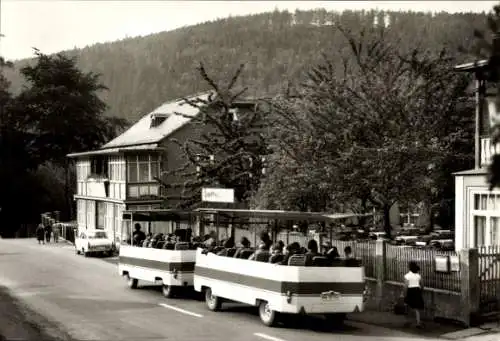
[122,208,370,223]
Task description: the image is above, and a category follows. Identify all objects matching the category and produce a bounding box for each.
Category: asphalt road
[0,238,440,341]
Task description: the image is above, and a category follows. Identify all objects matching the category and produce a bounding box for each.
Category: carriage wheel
[259,300,279,327]
[162,285,176,298]
[125,275,138,289]
[205,288,222,311]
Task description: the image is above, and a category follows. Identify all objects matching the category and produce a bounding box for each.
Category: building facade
[454,60,500,250]
[67,92,256,243]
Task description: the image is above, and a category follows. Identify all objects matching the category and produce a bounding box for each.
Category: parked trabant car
[75,230,114,257]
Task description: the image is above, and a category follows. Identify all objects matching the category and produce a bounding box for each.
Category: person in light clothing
[402,261,424,328]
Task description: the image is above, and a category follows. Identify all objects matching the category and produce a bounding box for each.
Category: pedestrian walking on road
[36,224,45,245]
[402,261,424,328]
[44,224,52,243]
[52,223,59,243]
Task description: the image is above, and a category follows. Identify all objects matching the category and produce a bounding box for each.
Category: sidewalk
[349,310,468,338]
[0,285,73,341]
[349,310,500,340]
[441,322,500,341]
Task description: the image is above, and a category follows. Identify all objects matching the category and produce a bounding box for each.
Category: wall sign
[201,188,235,203]
[449,255,460,272]
[435,255,450,273]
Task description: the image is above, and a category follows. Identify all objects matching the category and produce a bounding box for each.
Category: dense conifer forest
[4,9,488,123]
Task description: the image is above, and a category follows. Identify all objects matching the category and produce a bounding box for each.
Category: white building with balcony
[67,92,257,243]
[66,94,207,243]
[454,60,500,250]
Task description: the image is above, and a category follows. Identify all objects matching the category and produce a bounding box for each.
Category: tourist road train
[117,208,369,327]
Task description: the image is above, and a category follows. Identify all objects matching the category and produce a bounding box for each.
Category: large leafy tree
[159,63,271,209]
[1,50,128,232]
[266,25,474,235]
[0,55,47,235]
[12,50,128,165]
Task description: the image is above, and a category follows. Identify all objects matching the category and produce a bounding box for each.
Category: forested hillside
[5,9,488,123]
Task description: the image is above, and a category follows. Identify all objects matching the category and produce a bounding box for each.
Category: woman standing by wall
[402,261,425,328]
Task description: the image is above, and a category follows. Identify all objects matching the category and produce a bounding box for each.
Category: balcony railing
[481,137,500,167]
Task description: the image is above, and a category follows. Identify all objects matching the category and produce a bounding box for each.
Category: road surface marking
[158,303,203,318]
[254,333,287,341]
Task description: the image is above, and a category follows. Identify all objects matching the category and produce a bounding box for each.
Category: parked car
[395,235,418,246]
[430,229,453,240]
[75,230,114,257]
[369,232,387,240]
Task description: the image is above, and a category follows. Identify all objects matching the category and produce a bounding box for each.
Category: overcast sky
[1,1,497,61]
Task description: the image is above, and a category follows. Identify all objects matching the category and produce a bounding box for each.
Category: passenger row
[202,232,361,267]
[131,224,361,267]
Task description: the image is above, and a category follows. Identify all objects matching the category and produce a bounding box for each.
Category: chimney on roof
[150,113,169,128]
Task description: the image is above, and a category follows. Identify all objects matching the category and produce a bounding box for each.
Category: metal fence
[384,243,461,292]
[59,224,76,244]
[329,240,377,278]
[478,245,500,314]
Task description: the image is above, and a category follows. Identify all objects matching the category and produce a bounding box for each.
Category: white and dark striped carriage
[192,209,369,327]
[119,210,198,298]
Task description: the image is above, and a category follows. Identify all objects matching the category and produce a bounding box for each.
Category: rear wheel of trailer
[162,285,176,298]
[258,300,279,327]
[124,274,138,289]
[204,287,222,311]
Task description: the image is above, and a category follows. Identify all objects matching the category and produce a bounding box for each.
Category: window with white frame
[127,154,160,183]
[471,191,500,247]
[114,204,121,238]
[492,217,500,246]
[77,200,86,227]
[86,201,95,229]
[97,201,105,230]
[106,203,114,233]
[109,156,125,182]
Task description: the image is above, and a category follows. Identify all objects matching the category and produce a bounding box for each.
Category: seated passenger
[269,243,284,264]
[132,223,146,246]
[202,240,218,255]
[217,237,235,256]
[280,242,301,265]
[141,233,153,247]
[204,232,217,248]
[150,233,164,248]
[258,231,273,249]
[305,239,320,265]
[234,237,253,258]
[162,237,175,250]
[277,240,285,253]
[344,246,358,266]
[322,241,332,254]
[249,243,271,262]
[325,246,340,262]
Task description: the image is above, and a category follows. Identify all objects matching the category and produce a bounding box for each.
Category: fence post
[459,248,480,326]
[374,239,386,309]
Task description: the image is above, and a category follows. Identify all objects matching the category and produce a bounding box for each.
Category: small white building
[454,60,500,250]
